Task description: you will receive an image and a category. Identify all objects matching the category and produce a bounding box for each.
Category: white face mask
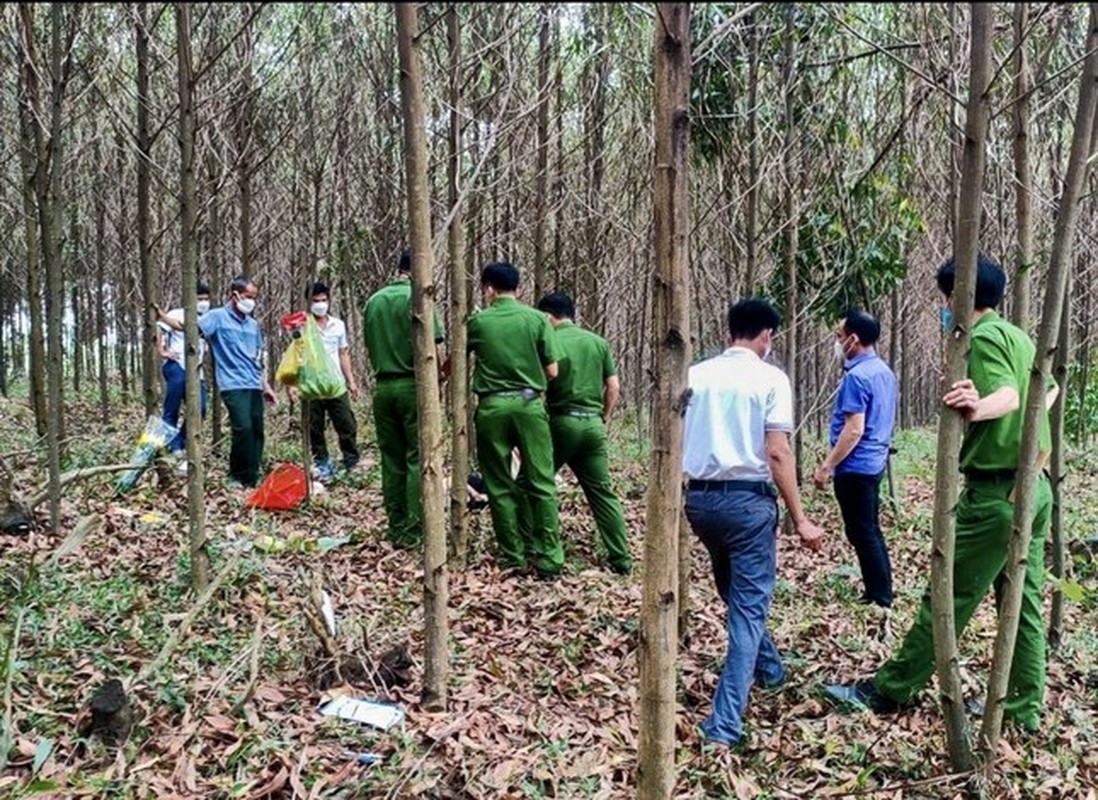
[833,340,847,362]
[196,299,210,315]
[311,301,329,318]
[236,295,256,315]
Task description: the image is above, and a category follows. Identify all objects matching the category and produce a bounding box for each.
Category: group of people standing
[155,252,632,579]
[157,250,1053,749]
[684,254,1054,750]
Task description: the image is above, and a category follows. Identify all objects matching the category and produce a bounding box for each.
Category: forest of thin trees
[2,3,1098,448]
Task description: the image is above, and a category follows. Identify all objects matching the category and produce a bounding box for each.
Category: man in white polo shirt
[303,280,361,481]
[683,298,824,749]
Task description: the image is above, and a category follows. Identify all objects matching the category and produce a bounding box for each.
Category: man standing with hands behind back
[813,309,898,610]
[468,262,563,579]
[536,290,632,575]
[682,298,824,750]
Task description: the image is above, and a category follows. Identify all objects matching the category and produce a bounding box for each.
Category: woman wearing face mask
[157,280,212,472]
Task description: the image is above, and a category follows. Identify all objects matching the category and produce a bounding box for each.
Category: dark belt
[962,469,1016,483]
[376,372,415,382]
[553,408,600,419]
[480,388,540,401]
[687,479,777,498]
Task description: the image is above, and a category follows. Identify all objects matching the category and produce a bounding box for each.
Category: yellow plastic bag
[276,339,303,386]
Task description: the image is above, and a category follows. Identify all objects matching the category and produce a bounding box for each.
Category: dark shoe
[823,680,901,713]
[965,697,985,718]
[533,568,561,583]
[608,561,633,576]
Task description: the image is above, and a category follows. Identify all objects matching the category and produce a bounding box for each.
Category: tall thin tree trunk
[95,150,109,420]
[447,5,471,569]
[1011,2,1034,329]
[781,4,801,476]
[1048,277,1071,651]
[744,10,760,292]
[638,5,690,798]
[177,1,210,593]
[395,0,448,713]
[533,4,551,299]
[17,6,47,439]
[931,2,993,773]
[981,3,1098,751]
[137,3,158,418]
[27,3,70,532]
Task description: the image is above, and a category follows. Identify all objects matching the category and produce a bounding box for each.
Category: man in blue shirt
[812,309,898,608]
[162,276,277,487]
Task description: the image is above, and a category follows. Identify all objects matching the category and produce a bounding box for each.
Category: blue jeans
[161,360,208,453]
[685,485,784,746]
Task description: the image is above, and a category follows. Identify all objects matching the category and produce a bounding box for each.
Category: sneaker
[313,460,334,483]
[176,460,189,476]
[823,680,902,713]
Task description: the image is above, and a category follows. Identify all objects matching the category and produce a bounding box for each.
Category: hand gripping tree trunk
[639,5,690,798]
[395,1,448,712]
[446,5,471,570]
[931,2,993,774]
[981,2,1098,752]
[177,2,210,593]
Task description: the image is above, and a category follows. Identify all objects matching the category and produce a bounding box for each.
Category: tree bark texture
[395,0,449,712]
[981,2,1098,751]
[1011,2,1034,329]
[447,4,471,570]
[137,2,159,418]
[931,1,993,773]
[638,5,690,798]
[177,1,211,593]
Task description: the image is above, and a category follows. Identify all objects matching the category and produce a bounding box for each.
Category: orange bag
[245,463,308,511]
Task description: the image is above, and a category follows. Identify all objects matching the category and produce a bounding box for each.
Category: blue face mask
[940,307,953,333]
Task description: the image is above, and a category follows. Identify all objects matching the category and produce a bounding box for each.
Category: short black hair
[839,308,880,345]
[196,280,211,296]
[936,253,1007,309]
[398,249,411,273]
[727,298,781,340]
[536,291,575,320]
[481,261,520,292]
[230,275,254,294]
[307,280,330,300]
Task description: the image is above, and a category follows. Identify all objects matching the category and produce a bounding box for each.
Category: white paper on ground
[318,697,405,730]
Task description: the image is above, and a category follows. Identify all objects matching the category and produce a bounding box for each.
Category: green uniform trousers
[372,377,422,547]
[221,389,265,487]
[549,414,631,573]
[874,474,1052,730]
[475,394,562,574]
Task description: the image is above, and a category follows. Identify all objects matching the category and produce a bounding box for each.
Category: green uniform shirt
[959,311,1052,472]
[545,320,617,415]
[468,296,561,395]
[363,276,443,378]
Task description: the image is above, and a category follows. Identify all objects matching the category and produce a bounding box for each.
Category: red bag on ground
[245,463,308,511]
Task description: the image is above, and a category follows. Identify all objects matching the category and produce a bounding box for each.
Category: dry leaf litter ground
[1,394,1096,799]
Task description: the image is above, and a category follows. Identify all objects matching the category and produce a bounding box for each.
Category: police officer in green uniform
[363,249,444,548]
[826,254,1057,734]
[468,262,563,577]
[536,291,631,575]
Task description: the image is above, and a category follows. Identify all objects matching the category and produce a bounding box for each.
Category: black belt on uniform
[962,469,1016,482]
[376,372,415,381]
[480,388,540,401]
[552,407,600,419]
[686,479,777,498]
